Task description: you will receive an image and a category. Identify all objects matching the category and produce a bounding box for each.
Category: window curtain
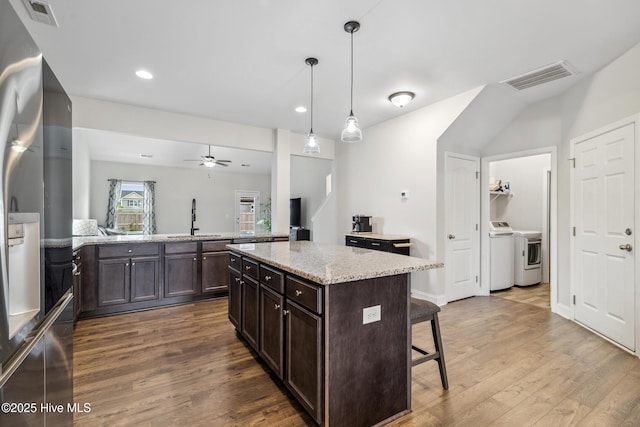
[105,179,122,229]
[143,181,157,234]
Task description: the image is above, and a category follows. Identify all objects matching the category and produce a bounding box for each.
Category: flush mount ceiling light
[341,20,362,143]
[135,69,153,80]
[388,91,415,108]
[304,57,320,154]
[295,106,307,113]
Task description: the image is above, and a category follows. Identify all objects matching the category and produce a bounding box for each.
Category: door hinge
[476,171,479,179]
[573,295,576,305]
[476,224,478,231]
[476,275,478,283]
[572,227,576,236]
[569,157,575,168]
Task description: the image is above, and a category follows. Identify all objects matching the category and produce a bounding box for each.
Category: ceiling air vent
[502,61,575,91]
[21,0,58,27]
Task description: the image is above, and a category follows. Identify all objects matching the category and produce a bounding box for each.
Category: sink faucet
[190,198,199,236]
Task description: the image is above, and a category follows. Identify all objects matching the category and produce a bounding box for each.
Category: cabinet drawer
[242,258,259,280]
[202,240,232,252]
[165,242,198,254]
[228,252,241,270]
[260,264,284,293]
[345,236,366,248]
[366,239,393,252]
[98,243,159,258]
[286,276,321,314]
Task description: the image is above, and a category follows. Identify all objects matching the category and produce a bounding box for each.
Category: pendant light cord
[310,62,314,132]
[349,30,354,115]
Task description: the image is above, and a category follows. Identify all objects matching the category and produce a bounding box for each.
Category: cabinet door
[241,275,259,351]
[228,267,241,329]
[98,258,130,306]
[73,261,82,321]
[285,300,322,423]
[202,252,229,293]
[259,285,284,379]
[164,253,198,297]
[131,256,159,302]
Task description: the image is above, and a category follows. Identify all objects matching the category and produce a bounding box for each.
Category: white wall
[72,129,91,219]
[482,41,640,313]
[90,160,271,234]
[336,87,482,301]
[489,154,550,230]
[290,155,332,235]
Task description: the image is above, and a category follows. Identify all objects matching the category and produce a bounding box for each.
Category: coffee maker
[352,215,372,233]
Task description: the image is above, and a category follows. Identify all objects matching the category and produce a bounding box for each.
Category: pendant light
[304,57,320,154]
[341,20,362,143]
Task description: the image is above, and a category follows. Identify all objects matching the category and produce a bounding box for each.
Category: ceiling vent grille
[21,0,58,27]
[502,61,575,90]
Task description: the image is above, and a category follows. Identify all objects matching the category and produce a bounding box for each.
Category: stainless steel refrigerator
[0,2,74,426]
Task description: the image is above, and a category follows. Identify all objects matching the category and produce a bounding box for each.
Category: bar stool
[410,297,449,389]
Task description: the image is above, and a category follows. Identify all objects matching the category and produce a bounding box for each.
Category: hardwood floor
[73,296,640,426]
[490,282,551,310]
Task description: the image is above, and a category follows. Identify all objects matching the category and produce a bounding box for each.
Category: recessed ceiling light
[135,69,153,80]
[295,106,307,113]
[139,153,153,159]
[241,164,251,167]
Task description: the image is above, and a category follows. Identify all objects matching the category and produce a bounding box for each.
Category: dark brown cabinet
[72,251,82,322]
[285,299,322,422]
[98,256,159,306]
[259,284,284,379]
[345,234,411,255]
[202,252,229,293]
[164,253,198,297]
[228,254,323,424]
[241,275,259,351]
[228,265,241,329]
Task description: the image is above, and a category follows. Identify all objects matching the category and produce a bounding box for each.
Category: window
[116,182,145,233]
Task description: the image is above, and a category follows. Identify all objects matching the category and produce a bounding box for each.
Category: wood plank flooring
[490,283,550,310]
[73,296,640,426]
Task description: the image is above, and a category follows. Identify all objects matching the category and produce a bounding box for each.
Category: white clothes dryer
[512,230,542,286]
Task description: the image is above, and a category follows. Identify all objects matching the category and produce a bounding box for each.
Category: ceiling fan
[184,145,231,168]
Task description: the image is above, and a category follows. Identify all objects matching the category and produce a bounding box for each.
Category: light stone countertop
[72,232,289,250]
[227,241,442,285]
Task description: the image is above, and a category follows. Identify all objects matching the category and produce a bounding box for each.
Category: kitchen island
[226,241,442,426]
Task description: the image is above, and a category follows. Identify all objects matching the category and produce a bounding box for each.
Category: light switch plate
[363,305,381,324]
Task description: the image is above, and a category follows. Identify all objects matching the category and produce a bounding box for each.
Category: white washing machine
[513,230,542,286]
[489,221,514,291]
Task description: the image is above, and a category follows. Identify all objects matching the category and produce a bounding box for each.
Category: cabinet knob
[230,258,236,262]
[265,275,271,281]
[132,262,136,266]
[245,265,251,270]
[274,304,280,310]
[295,289,302,296]
[128,249,132,253]
[283,309,290,316]
[240,280,245,285]
[193,257,197,261]
[74,271,81,277]
[235,277,240,283]
[76,256,81,260]
[203,256,207,260]
[126,263,129,267]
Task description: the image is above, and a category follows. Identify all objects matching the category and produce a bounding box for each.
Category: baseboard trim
[410,289,447,306]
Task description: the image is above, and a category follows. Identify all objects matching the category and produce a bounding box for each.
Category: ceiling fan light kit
[341,20,363,143]
[183,145,231,168]
[304,57,320,154]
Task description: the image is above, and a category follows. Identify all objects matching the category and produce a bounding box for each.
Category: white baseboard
[410,289,448,306]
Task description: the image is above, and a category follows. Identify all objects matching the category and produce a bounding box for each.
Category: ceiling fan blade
[217,159,231,163]
[215,162,229,167]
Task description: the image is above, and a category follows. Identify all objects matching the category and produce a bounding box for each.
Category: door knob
[448,234,455,240]
[619,244,632,252]
[625,228,632,236]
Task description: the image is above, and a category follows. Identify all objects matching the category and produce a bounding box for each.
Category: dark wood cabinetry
[202,252,229,293]
[228,253,323,424]
[345,234,411,256]
[164,254,198,297]
[72,251,82,322]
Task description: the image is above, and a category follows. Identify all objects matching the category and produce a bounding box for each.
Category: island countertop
[226,240,442,285]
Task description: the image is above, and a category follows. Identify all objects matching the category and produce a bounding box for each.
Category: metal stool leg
[430,313,448,389]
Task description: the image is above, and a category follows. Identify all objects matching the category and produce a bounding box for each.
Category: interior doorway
[235,190,260,234]
[481,147,557,312]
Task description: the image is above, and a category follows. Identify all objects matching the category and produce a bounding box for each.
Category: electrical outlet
[362,305,381,324]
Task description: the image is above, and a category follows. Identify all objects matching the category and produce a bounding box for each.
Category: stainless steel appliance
[1,3,73,425]
[351,215,372,233]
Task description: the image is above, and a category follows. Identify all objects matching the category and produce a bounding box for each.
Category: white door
[235,190,260,234]
[573,123,635,351]
[445,153,480,302]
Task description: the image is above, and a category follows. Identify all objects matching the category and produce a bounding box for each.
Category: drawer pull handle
[74,271,81,277]
[295,289,302,296]
[128,249,132,253]
[265,275,271,281]
[230,258,236,262]
[283,309,290,316]
[349,240,357,243]
[371,243,381,246]
[274,304,280,310]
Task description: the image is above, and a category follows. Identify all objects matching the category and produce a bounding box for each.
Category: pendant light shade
[341,21,362,143]
[304,57,320,154]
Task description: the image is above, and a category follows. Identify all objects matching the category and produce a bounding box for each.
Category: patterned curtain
[143,181,157,234]
[105,179,122,229]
